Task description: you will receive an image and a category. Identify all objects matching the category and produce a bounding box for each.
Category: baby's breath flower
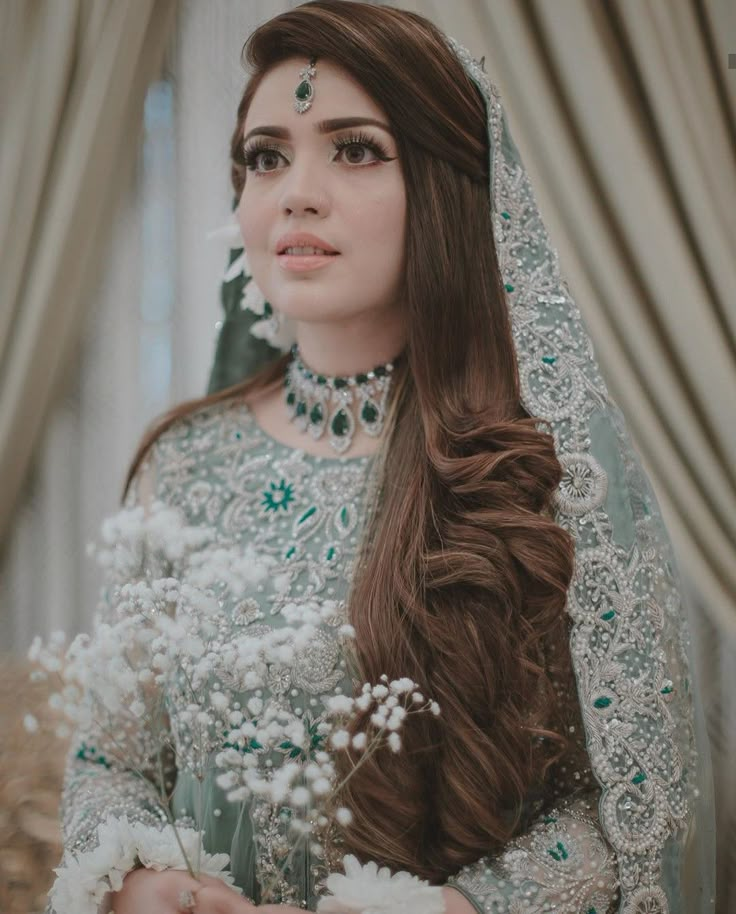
[291,786,311,806]
[330,730,350,749]
[336,806,353,826]
[389,677,415,694]
[370,710,388,728]
[326,694,354,714]
[210,691,228,711]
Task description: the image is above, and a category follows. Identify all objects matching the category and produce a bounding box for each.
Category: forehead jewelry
[294,56,317,113]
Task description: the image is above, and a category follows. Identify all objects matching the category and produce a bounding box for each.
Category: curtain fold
[0,0,177,551]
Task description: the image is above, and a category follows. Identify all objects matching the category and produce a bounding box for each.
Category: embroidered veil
[206,30,716,914]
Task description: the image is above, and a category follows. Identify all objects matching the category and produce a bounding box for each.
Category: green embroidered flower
[547,840,569,861]
[279,715,326,760]
[261,479,295,513]
[75,741,112,769]
[222,721,263,754]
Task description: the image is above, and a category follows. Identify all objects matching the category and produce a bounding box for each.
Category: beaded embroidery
[444,36,699,914]
[48,399,622,913]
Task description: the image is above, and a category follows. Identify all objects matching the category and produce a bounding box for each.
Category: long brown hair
[123,1,580,883]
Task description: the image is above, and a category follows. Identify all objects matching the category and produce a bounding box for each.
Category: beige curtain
[396,0,735,908]
[0,0,178,551]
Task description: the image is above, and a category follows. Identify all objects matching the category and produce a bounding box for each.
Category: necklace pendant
[328,404,355,454]
[293,398,309,431]
[306,399,328,439]
[358,393,385,437]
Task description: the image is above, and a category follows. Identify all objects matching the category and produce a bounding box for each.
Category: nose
[278,155,328,216]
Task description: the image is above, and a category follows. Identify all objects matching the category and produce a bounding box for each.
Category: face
[237,57,406,329]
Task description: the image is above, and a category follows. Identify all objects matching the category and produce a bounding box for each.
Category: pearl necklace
[283,344,398,455]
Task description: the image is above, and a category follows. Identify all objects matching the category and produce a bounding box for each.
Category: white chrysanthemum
[316,854,446,914]
[48,816,237,914]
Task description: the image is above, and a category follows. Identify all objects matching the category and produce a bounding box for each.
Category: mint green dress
[50,398,619,914]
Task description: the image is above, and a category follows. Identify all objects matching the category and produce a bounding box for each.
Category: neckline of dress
[238,401,376,465]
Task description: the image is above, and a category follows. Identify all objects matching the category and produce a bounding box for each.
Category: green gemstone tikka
[294,57,317,114]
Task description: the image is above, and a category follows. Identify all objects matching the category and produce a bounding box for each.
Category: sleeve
[445,787,620,914]
[45,449,186,914]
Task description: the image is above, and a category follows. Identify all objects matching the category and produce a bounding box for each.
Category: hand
[257,907,317,913]
[109,867,258,913]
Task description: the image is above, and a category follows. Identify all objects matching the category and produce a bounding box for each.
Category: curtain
[0,0,177,551]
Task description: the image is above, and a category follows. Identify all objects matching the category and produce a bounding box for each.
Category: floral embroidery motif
[554,452,608,516]
[262,479,296,513]
[449,792,619,913]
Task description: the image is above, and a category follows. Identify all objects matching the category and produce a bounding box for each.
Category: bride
[46,3,714,913]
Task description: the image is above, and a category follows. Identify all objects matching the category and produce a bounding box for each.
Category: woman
[47,2,713,913]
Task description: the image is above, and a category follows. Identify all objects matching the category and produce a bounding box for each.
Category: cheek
[355,189,406,247]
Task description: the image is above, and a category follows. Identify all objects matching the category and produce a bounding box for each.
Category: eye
[331,132,392,166]
[242,142,285,174]
[242,131,394,176]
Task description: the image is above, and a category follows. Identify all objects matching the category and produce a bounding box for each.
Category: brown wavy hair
[122,0,582,883]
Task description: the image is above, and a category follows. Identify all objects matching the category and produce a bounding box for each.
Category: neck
[293,310,406,377]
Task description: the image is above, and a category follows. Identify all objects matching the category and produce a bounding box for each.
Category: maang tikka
[294,56,317,113]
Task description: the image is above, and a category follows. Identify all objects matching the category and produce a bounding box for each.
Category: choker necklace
[284,344,399,455]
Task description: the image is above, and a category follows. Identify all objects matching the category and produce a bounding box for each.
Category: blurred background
[0,1,734,911]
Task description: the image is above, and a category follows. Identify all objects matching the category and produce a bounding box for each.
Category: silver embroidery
[446,36,699,914]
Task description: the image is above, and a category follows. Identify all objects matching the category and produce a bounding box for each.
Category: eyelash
[242,131,392,175]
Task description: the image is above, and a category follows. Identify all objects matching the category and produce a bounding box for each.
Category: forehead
[244,57,387,130]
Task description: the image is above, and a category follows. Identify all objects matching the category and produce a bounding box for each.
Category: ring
[178,888,197,911]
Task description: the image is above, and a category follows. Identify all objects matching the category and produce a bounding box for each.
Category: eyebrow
[243,116,393,144]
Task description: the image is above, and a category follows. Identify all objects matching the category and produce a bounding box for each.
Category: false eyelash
[242,131,392,172]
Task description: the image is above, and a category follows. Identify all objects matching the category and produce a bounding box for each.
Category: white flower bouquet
[27,499,445,912]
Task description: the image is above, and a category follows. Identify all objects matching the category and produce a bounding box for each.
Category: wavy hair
[123,0,582,883]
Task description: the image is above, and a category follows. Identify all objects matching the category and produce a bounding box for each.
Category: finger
[193,883,256,914]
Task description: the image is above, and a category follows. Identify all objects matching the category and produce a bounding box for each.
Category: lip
[278,253,339,272]
[275,232,340,255]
